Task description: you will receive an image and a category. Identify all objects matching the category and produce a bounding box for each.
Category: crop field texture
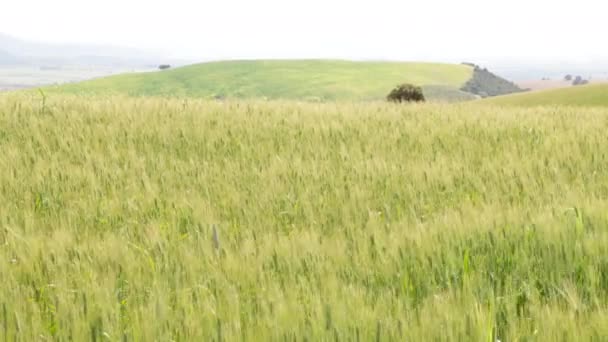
[1,93,608,340]
[482,83,608,107]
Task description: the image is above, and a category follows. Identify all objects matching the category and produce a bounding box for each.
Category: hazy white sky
[2,0,607,61]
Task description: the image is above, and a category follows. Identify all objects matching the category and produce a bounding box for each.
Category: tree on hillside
[572,76,588,86]
[158,64,171,70]
[387,84,425,103]
[564,74,573,81]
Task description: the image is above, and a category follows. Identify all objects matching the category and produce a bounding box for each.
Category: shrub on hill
[158,64,171,70]
[387,84,425,103]
[565,74,573,81]
[572,76,589,86]
[460,64,525,98]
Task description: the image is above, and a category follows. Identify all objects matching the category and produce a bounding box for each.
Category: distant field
[481,83,608,106]
[518,79,573,91]
[1,93,608,340]
[0,66,152,92]
[518,79,608,91]
[46,60,475,102]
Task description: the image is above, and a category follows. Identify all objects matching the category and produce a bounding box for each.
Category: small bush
[158,64,171,70]
[387,84,425,103]
[572,76,589,86]
[564,74,573,81]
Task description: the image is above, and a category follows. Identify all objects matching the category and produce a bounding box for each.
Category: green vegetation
[460,64,524,98]
[420,84,478,102]
[47,60,474,102]
[386,83,425,103]
[481,83,608,106]
[1,92,608,340]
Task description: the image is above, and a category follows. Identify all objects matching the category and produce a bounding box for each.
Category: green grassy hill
[481,83,608,106]
[48,60,475,101]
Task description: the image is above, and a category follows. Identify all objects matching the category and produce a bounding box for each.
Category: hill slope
[0,32,167,67]
[48,60,475,101]
[481,83,608,106]
[0,49,17,65]
[460,64,525,97]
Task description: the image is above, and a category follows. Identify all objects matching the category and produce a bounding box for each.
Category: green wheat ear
[488,298,496,342]
[38,88,47,114]
[212,224,221,254]
[463,249,470,276]
[574,207,585,236]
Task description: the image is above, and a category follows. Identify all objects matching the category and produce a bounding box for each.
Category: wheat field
[1,93,608,340]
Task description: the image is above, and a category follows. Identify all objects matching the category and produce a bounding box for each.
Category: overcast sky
[2,0,607,62]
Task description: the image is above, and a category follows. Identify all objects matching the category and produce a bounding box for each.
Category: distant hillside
[0,32,166,67]
[480,83,608,106]
[460,64,525,97]
[0,49,17,65]
[47,60,475,102]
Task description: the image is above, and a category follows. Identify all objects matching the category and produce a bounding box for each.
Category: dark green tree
[387,84,425,103]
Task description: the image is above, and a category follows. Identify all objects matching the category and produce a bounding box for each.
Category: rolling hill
[0,49,17,65]
[480,83,608,106]
[0,32,168,67]
[460,64,524,97]
[47,60,477,101]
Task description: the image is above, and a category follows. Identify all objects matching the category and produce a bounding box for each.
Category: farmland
[46,60,476,102]
[482,83,608,107]
[1,92,608,340]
